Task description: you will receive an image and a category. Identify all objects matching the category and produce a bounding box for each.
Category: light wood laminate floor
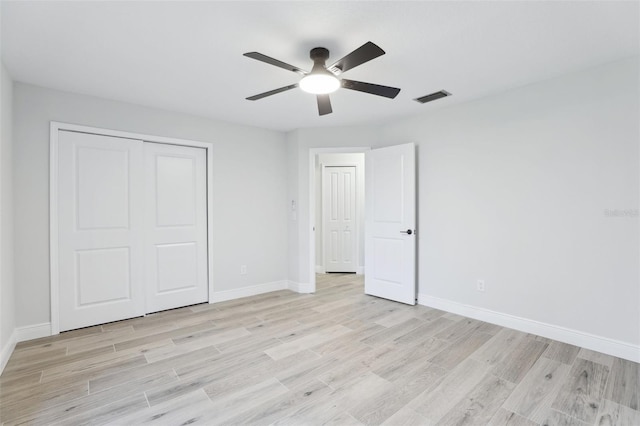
[1,274,638,425]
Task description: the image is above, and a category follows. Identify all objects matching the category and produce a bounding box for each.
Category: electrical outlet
[477,280,485,292]
[240,265,247,275]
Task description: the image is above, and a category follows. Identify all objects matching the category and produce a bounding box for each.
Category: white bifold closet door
[57,131,208,332]
[143,142,208,313]
[58,131,146,331]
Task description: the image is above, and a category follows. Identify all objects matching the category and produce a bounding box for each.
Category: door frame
[308,147,369,294]
[50,122,214,335]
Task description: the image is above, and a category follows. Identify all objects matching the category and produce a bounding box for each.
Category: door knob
[400,229,413,235]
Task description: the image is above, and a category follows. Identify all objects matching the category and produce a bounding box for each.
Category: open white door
[58,131,145,331]
[364,143,416,305]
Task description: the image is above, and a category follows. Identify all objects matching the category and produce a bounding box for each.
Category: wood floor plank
[472,328,527,367]
[349,363,447,425]
[273,372,392,426]
[503,356,571,423]
[542,341,581,365]
[0,381,88,423]
[3,346,68,371]
[1,345,115,379]
[436,373,514,426]
[52,393,149,426]
[142,328,249,363]
[264,324,351,360]
[428,331,493,370]
[115,389,213,425]
[7,370,175,425]
[373,337,448,383]
[595,399,640,426]
[308,324,382,357]
[360,317,423,346]
[0,370,42,392]
[380,406,428,426]
[576,347,615,368]
[416,306,447,322]
[14,325,103,350]
[204,378,290,425]
[40,352,148,385]
[316,344,399,390]
[539,409,591,426]
[172,345,268,381]
[604,357,640,410]
[204,350,319,401]
[391,320,453,345]
[488,408,538,426]
[434,317,486,341]
[410,357,488,423]
[374,310,419,328]
[324,411,364,426]
[113,321,216,352]
[551,358,610,423]
[220,379,333,425]
[490,337,549,384]
[60,326,138,354]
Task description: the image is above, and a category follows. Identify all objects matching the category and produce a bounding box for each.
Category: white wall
[0,62,15,371]
[315,153,365,273]
[13,83,289,328]
[291,57,640,359]
[383,57,639,348]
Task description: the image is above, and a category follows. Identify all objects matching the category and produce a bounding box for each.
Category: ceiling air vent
[414,90,451,104]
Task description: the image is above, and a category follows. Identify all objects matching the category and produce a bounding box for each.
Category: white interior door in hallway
[57,130,208,331]
[364,143,416,305]
[323,166,357,273]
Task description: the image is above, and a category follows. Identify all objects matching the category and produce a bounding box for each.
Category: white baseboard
[209,281,288,303]
[418,294,640,363]
[16,322,52,342]
[0,329,17,375]
[0,322,52,375]
[356,266,364,275]
[288,281,314,293]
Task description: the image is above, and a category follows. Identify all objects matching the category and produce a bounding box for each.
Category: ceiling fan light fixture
[299,72,340,95]
[244,42,401,115]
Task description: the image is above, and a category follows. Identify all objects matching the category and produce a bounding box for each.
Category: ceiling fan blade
[317,95,332,116]
[341,79,401,99]
[327,42,385,75]
[243,52,307,75]
[246,84,298,101]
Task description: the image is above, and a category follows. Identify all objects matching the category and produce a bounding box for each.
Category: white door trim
[308,147,370,294]
[50,121,214,335]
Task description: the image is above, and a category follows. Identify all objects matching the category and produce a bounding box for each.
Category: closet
[55,129,208,332]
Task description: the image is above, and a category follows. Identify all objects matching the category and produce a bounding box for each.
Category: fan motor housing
[310,47,330,62]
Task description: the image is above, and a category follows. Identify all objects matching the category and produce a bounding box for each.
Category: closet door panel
[58,131,145,331]
[144,143,208,313]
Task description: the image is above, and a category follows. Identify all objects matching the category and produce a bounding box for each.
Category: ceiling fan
[243,41,401,116]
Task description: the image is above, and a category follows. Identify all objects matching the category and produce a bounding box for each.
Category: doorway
[307,144,417,304]
[310,149,367,293]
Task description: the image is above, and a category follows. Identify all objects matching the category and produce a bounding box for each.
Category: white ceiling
[2,1,638,132]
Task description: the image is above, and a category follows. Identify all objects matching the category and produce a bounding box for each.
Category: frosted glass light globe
[299,73,340,94]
